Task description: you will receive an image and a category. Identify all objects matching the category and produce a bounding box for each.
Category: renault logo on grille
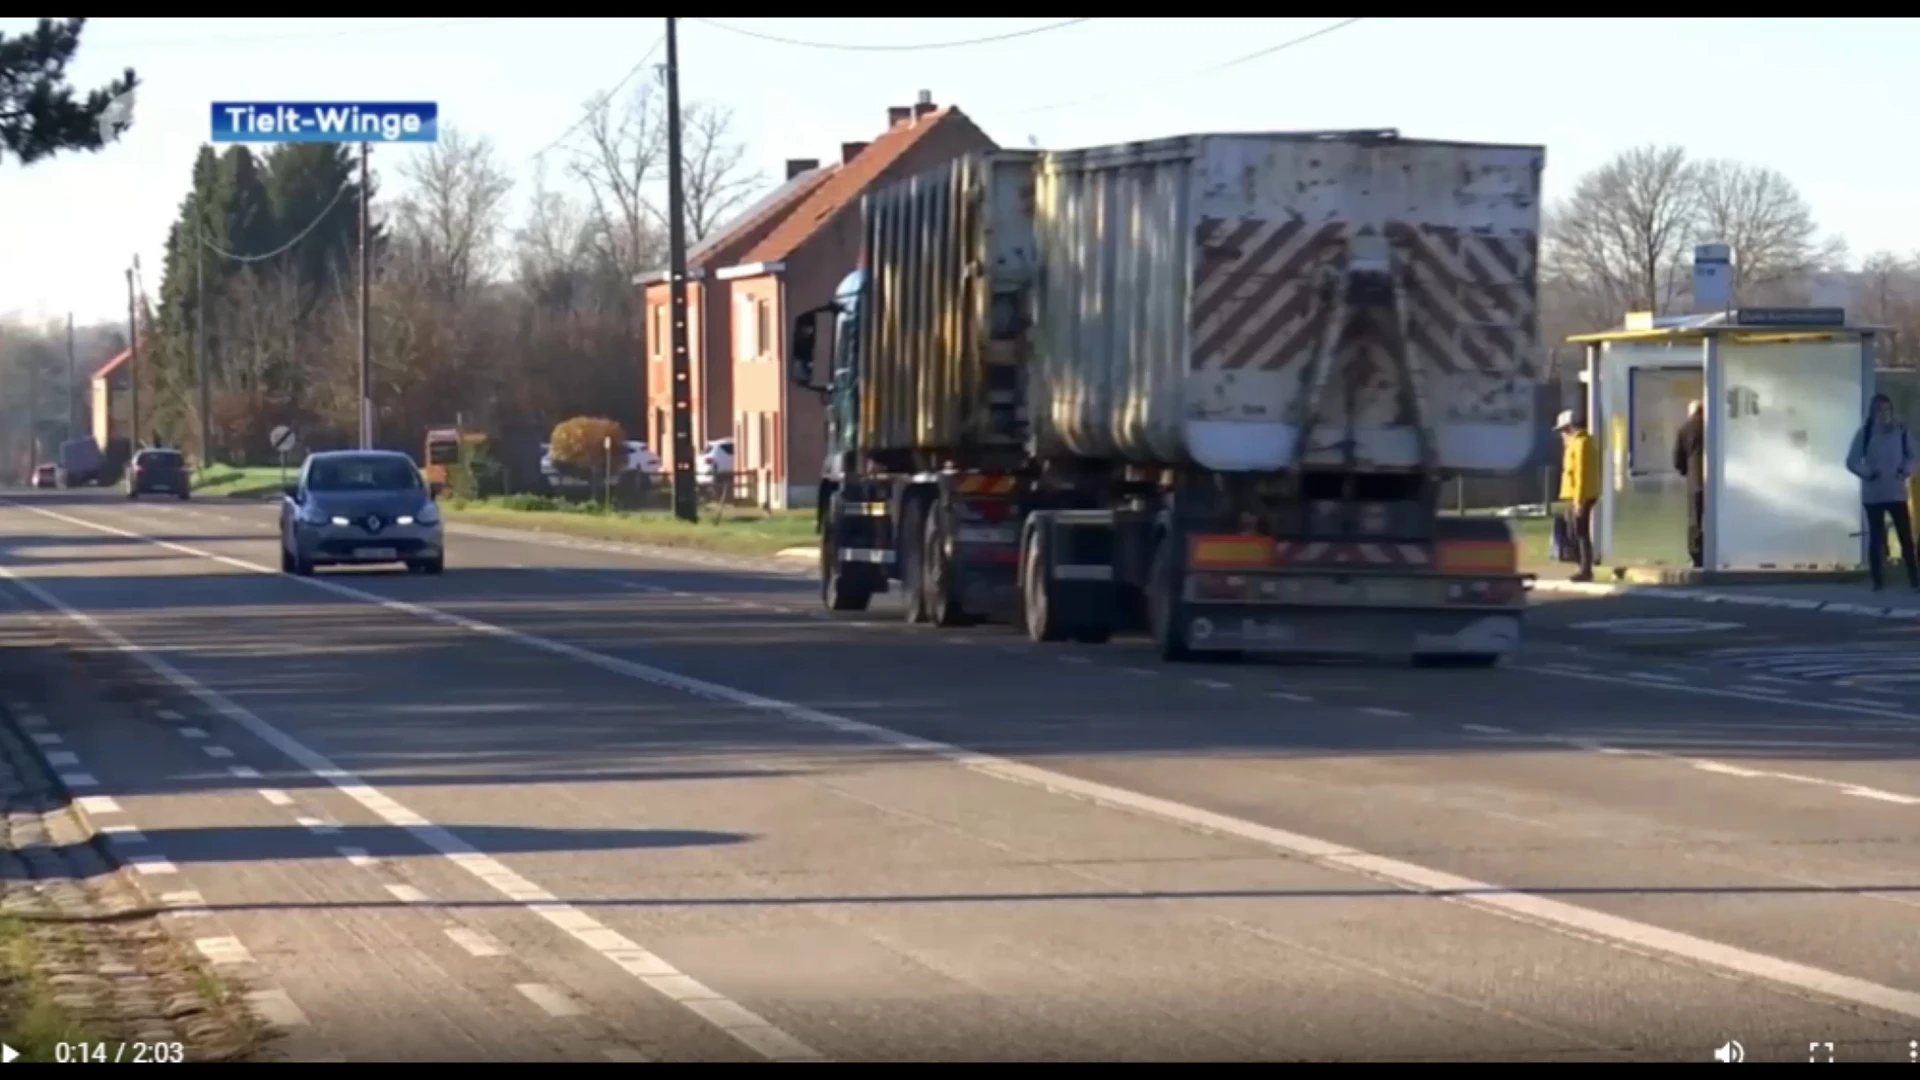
[364,514,382,532]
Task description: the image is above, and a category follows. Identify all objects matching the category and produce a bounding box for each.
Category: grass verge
[0,912,102,1061]
[193,466,288,499]
[443,495,817,558]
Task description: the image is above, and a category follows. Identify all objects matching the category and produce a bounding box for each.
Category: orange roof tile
[734,107,995,266]
[688,163,840,272]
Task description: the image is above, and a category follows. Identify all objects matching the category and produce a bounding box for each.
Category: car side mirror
[788,314,818,390]
[283,484,300,501]
[428,480,444,500]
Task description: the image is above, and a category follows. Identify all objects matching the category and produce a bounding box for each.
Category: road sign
[269,425,298,453]
[3,1043,17,1063]
[1568,617,1744,635]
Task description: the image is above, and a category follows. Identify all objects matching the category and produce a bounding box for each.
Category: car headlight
[400,504,439,527]
[328,515,351,527]
[296,506,329,525]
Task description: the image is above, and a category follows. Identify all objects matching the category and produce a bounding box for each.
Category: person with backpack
[1845,393,1919,591]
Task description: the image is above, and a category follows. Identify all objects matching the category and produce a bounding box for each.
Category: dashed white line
[244,988,311,1029]
[1833,697,1900,710]
[1843,787,1920,805]
[1059,655,1091,665]
[76,795,122,815]
[1461,723,1512,735]
[295,816,341,835]
[202,745,234,759]
[337,846,377,868]
[259,789,294,807]
[1733,684,1790,696]
[28,732,62,747]
[228,765,262,779]
[98,824,147,844]
[1123,666,1156,676]
[1693,761,1765,779]
[43,750,78,766]
[1535,662,1593,673]
[128,855,179,876]
[1192,678,1232,690]
[445,927,504,957]
[156,709,184,721]
[34,503,1920,1044]
[1267,690,1312,702]
[384,883,429,904]
[515,983,584,1018]
[15,714,46,729]
[58,771,98,788]
[195,936,253,966]
[158,890,207,915]
[1625,671,1683,683]
[177,726,208,739]
[1748,674,1801,685]
[1357,706,1410,718]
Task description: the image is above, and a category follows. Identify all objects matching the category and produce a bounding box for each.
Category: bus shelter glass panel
[1596,340,1701,567]
[1715,339,1865,570]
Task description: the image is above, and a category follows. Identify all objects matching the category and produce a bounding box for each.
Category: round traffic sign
[1568,617,1743,635]
[269,425,298,453]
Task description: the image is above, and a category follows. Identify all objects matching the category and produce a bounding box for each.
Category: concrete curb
[1528,576,1920,621]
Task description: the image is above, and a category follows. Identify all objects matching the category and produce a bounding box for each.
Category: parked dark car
[127,448,190,500]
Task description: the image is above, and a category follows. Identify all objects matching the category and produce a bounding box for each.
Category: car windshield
[139,452,182,467]
[307,456,421,493]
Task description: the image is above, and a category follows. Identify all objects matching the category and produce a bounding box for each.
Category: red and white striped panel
[1275,541,1431,567]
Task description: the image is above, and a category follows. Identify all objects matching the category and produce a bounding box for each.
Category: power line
[115,18,510,49]
[528,34,667,163]
[198,180,354,263]
[1014,17,1366,116]
[691,17,1094,52]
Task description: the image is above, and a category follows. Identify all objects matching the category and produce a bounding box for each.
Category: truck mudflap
[1181,604,1522,661]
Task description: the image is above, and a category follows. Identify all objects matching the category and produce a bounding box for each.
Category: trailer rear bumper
[1181,603,1522,659]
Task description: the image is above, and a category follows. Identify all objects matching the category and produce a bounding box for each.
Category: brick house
[638,161,839,472]
[644,94,997,507]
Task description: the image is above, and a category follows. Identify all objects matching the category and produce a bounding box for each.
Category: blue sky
[4,16,1916,330]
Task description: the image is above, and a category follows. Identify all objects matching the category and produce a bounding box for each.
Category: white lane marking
[1733,684,1791,696]
[202,745,234,759]
[157,709,185,721]
[1357,706,1410,718]
[1693,761,1766,779]
[244,988,311,1029]
[98,824,147,844]
[259,789,294,807]
[1748,675,1801,685]
[337,846,377,868]
[1059,655,1091,665]
[178,726,209,739]
[1267,690,1313,702]
[1123,667,1156,676]
[1192,678,1232,690]
[295,816,341,836]
[1844,787,1920,805]
[1833,697,1901,709]
[229,765,262,779]
[58,771,98,788]
[24,508,1920,1034]
[16,714,46,729]
[43,750,78,766]
[1461,723,1512,734]
[1534,662,1593,674]
[445,927,504,957]
[158,889,207,915]
[515,983,584,1018]
[0,513,825,1064]
[76,795,122,815]
[129,855,178,876]
[195,936,253,965]
[602,1048,651,1062]
[28,732,62,747]
[1625,671,1684,683]
[384,883,430,904]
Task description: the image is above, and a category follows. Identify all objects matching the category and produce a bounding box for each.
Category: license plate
[1281,578,1424,605]
[356,547,397,560]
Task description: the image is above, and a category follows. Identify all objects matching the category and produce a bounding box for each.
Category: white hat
[1554,409,1577,430]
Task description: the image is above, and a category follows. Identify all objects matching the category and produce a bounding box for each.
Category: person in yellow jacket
[1557,409,1601,581]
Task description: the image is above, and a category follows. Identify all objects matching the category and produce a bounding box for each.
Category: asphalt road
[2,489,1919,1063]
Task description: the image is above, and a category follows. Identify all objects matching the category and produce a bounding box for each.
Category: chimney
[912,91,936,122]
[784,158,819,181]
[840,141,868,165]
[887,106,911,127]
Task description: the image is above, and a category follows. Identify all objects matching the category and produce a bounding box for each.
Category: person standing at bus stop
[1557,410,1601,582]
[1672,399,1705,569]
[1846,392,1919,592]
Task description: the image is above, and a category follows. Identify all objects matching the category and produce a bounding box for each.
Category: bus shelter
[1568,308,1879,572]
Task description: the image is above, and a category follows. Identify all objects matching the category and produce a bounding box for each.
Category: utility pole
[27,346,38,471]
[65,312,75,444]
[126,265,140,450]
[358,141,373,450]
[196,231,211,472]
[664,17,697,523]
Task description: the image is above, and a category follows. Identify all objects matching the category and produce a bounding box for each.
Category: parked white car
[696,438,733,482]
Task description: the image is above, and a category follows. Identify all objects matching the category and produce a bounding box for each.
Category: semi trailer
[787,129,1546,665]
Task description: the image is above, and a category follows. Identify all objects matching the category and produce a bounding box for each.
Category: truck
[786,130,1545,666]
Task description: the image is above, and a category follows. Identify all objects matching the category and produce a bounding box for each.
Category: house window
[735,298,755,362]
[755,299,772,359]
[651,306,666,357]
[758,412,773,471]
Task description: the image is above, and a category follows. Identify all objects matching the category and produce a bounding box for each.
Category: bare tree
[569,83,666,285]
[394,125,513,300]
[513,164,595,308]
[1543,144,1699,326]
[1692,160,1832,300]
[679,102,764,242]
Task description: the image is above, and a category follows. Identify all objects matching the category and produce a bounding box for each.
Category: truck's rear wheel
[899,498,929,624]
[1148,535,1195,663]
[820,504,873,613]
[923,508,973,627]
[1021,521,1069,643]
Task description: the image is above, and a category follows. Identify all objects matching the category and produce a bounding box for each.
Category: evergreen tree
[260,143,383,309]
[0,18,137,167]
